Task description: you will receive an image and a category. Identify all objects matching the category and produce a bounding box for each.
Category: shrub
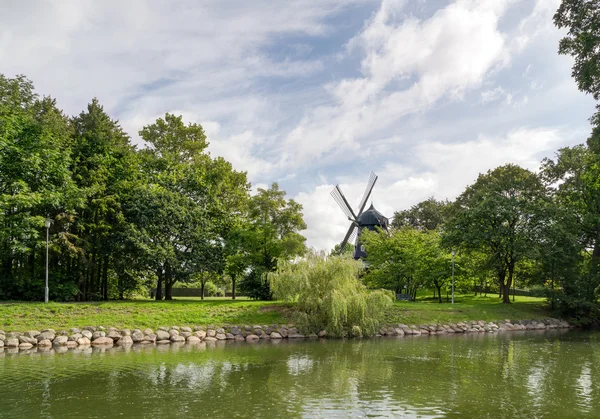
[269,251,393,337]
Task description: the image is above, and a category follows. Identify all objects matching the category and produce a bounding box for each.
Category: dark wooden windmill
[331,172,389,259]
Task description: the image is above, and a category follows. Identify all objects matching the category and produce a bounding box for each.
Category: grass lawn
[0,293,551,332]
[385,293,550,325]
[0,298,289,331]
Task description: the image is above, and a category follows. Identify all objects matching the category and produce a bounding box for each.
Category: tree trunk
[436,284,443,303]
[102,255,109,300]
[165,279,173,300]
[155,269,163,300]
[231,277,236,300]
[201,281,205,300]
[502,264,514,304]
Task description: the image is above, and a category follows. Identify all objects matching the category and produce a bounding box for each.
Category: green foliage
[362,227,452,302]
[270,251,393,337]
[0,74,305,302]
[391,197,450,231]
[443,164,551,304]
[240,183,307,299]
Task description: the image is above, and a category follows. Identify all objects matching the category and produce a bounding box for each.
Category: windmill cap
[357,204,388,225]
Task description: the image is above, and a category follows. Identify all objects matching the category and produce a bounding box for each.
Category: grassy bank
[0,294,550,331]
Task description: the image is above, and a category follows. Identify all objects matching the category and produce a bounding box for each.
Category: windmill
[331,172,389,259]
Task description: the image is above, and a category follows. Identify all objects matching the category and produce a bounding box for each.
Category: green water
[1,331,599,418]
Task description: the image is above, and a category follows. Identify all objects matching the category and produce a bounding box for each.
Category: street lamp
[451,249,456,304]
[44,218,52,303]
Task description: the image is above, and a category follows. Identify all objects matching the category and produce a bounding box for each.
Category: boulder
[91,337,114,346]
[234,335,245,341]
[19,335,37,345]
[131,331,144,343]
[19,342,34,349]
[270,332,283,339]
[81,330,93,340]
[143,328,154,335]
[204,336,217,342]
[24,330,41,338]
[206,329,216,338]
[66,341,78,348]
[226,333,235,340]
[193,330,206,339]
[121,329,132,336]
[5,338,19,347]
[92,331,106,340]
[107,330,121,342]
[170,335,186,343]
[156,330,170,341]
[0,340,3,348]
[117,336,134,346]
[215,333,227,340]
[180,332,191,338]
[77,337,91,346]
[288,333,306,339]
[156,340,171,345]
[69,327,81,334]
[277,328,289,338]
[169,329,179,337]
[53,336,68,346]
[142,334,157,344]
[318,330,328,338]
[181,326,192,333]
[186,336,201,344]
[245,334,259,341]
[37,339,52,347]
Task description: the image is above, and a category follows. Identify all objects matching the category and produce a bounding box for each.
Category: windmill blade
[357,172,378,215]
[330,185,357,220]
[339,224,357,252]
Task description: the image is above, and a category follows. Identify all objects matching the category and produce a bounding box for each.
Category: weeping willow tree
[269,251,393,337]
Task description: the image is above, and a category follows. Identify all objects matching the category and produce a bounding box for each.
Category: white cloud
[296,127,575,251]
[280,0,513,166]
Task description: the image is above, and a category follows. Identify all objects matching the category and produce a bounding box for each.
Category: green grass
[0,298,289,331]
[0,293,551,332]
[384,293,550,325]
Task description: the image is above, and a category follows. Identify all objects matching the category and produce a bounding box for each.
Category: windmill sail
[340,223,357,250]
[357,172,378,216]
[330,185,357,220]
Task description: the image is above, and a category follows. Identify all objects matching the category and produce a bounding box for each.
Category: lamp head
[451,249,456,257]
[45,219,52,229]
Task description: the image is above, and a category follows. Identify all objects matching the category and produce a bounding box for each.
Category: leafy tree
[362,227,452,302]
[391,197,450,231]
[240,183,307,299]
[270,251,393,337]
[0,74,79,299]
[443,164,550,304]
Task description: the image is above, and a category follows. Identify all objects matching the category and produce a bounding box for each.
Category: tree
[555,0,600,105]
[0,75,79,300]
[391,197,450,231]
[70,98,137,300]
[241,183,307,299]
[269,250,393,337]
[362,227,451,302]
[443,164,550,303]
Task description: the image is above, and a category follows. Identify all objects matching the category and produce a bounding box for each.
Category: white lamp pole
[44,219,52,303]
[451,249,456,304]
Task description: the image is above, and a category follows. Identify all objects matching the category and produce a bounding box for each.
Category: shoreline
[0,318,572,354]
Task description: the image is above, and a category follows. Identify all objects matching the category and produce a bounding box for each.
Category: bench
[396,293,412,301]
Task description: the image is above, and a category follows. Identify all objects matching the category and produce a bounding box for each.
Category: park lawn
[0,298,290,331]
[0,294,551,332]
[384,294,551,325]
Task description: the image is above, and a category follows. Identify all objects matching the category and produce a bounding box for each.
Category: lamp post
[44,218,52,303]
[451,249,456,304]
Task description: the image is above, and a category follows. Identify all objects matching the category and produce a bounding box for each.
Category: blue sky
[1,0,596,250]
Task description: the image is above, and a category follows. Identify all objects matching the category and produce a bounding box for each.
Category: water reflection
[0,330,599,418]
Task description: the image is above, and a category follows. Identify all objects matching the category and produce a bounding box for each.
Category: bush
[241,268,272,300]
[269,251,394,337]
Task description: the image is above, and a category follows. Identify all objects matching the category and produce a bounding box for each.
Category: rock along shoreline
[0,318,573,355]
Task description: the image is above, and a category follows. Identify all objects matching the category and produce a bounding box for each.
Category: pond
[1,330,599,418]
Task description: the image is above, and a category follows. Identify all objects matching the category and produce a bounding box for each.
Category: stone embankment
[0,318,572,352]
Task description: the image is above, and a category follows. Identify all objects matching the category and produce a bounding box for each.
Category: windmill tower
[331,172,389,259]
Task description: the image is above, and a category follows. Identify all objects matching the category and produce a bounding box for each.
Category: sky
[1,0,596,251]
